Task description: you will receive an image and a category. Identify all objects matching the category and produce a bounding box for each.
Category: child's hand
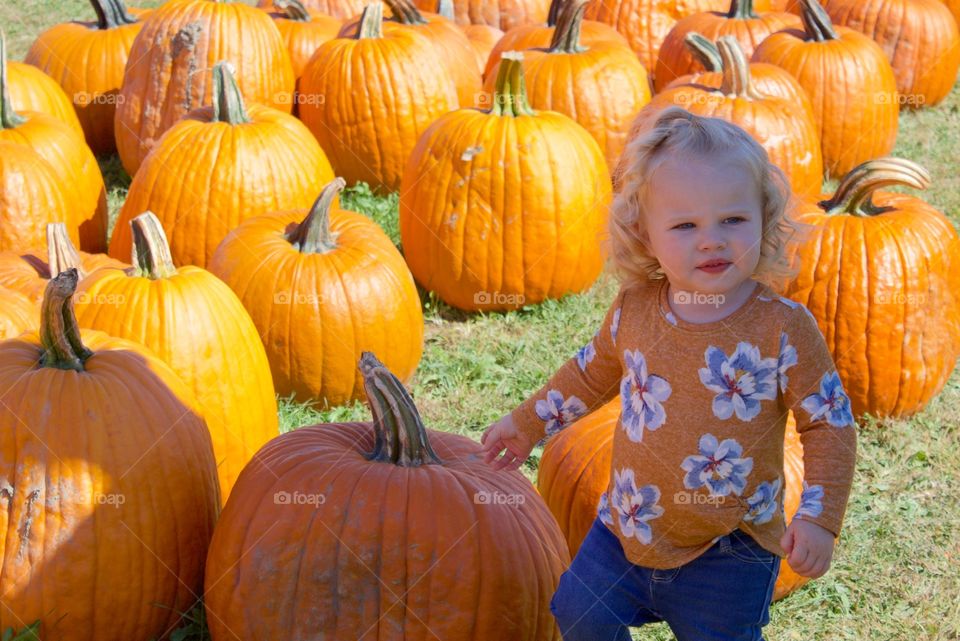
[780,518,836,578]
[479,414,535,472]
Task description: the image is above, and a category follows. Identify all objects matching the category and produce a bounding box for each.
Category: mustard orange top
[512,278,858,569]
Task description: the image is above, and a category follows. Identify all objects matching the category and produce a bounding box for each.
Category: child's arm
[778,305,858,576]
[481,287,628,470]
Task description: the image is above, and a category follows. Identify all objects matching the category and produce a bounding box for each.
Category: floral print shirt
[512,278,857,569]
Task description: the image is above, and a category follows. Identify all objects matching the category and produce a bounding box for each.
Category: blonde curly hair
[607,106,812,293]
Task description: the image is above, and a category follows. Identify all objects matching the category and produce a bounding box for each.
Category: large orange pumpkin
[0,269,219,640]
[483,0,651,174]
[0,141,75,253]
[24,0,148,155]
[751,0,898,178]
[204,352,568,640]
[257,0,369,18]
[654,0,800,91]
[415,0,552,30]
[299,4,459,192]
[400,53,611,312]
[462,22,506,69]
[623,36,823,197]
[115,0,295,176]
[5,61,82,139]
[267,0,342,88]
[782,158,960,420]
[538,400,819,601]
[0,286,36,340]
[77,213,279,503]
[110,62,334,268]
[821,0,960,108]
[209,179,424,405]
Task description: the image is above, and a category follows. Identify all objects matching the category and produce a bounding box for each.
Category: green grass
[6,3,960,639]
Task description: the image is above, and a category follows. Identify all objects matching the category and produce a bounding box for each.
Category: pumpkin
[0,286,36,340]
[400,52,610,311]
[2,37,108,253]
[751,0,898,178]
[782,158,960,419]
[110,62,334,268]
[24,0,147,156]
[78,213,279,502]
[415,0,552,31]
[115,0,295,176]
[943,0,960,26]
[483,0,651,174]
[463,22,506,70]
[204,352,568,640]
[4,61,82,139]
[538,400,820,601]
[268,0,342,86]
[583,0,730,74]
[257,0,369,18]
[821,0,960,108]
[0,223,126,303]
[483,0,630,79]
[209,178,424,405]
[0,141,75,253]
[0,269,219,640]
[623,37,823,197]
[299,4,459,192]
[339,0,482,105]
[654,0,800,91]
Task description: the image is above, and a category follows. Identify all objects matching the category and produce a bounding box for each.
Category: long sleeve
[510,287,628,446]
[779,305,858,537]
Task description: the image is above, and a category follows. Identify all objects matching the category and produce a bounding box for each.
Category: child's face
[640,153,764,297]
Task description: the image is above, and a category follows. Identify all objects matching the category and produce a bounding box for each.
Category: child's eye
[724,216,746,224]
[673,223,694,230]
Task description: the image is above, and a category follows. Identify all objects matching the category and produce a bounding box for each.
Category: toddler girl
[480,107,857,641]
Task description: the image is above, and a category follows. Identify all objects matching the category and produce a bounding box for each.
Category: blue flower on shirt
[743,477,782,525]
[611,467,664,545]
[800,371,854,427]
[576,335,597,371]
[611,307,622,344]
[795,482,824,519]
[620,350,672,442]
[680,434,754,496]
[597,492,614,526]
[535,390,588,436]
[699,342,778,422]
[777,332,798,394]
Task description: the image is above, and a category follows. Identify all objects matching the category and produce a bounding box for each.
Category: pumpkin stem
[384,0,428,25]
[287,178,346,254]
[684,32,722,72]
[799,0,837,42]
[90,0,138,29]
[357,3,384,38]
[40,269,93,372]
[129,212,178,279]
[436,0,455,20]
[0,32,26,129]
[727,0,757,19]
[360,352,442,466]
[718,36,762,99]
[47,223,86,280]
[211,61,251,125]
[546,0,564,26]
[274,0,311,21]
[549,0,589,54]
[490,52,535,117]
[820,158,931,217]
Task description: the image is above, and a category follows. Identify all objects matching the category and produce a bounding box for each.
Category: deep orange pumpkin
[462,22,505,69]
[5,61,83,139]
[204,352,569,640]
[0,142,75,253]
[0,269,219,640]
[415,0,552,30]
[268,0,342,86]
[0,286,36,340]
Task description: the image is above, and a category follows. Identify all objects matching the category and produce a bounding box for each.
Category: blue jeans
[551,517,780,641]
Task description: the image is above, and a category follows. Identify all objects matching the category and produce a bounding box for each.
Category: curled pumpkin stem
[40,269,93,372]
[274,0,312,21]
[549,0,589,54]
[799,0,838,42]
[90,0,138,30]
[684,32,722,72]
[287,178,347,254]
[718,36,762,99]
[130,212,178,279]
[384,0,428,25]
[821,157,931,217]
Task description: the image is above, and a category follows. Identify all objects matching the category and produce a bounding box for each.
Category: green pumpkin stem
[820,158,931,217]
[46,223,86,280]
[287,178,346,254]
[718,36,762,99]
[129,212,178,279]
[40,269,93,372]
[549,0,589,54]
[360,352,442,466]
[274,0,312,21]
[490,52,535,117]
[799,0,838,42]
[0,33,26,129]
[727,0,757,20]
[436,0,455,20]
[384,0,428,25]
[211,61,251,125]
[357,3,384,38]
[546,0,564,26]
[684,32,722,72]
[90,0,138,29]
